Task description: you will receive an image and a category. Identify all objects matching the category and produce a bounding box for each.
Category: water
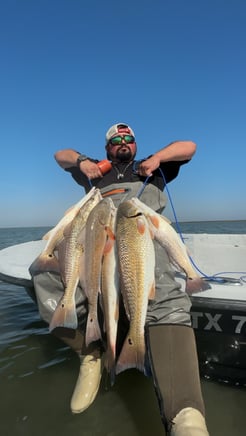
[0,222,246,436]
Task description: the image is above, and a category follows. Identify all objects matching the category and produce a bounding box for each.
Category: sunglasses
[108,135,135,146]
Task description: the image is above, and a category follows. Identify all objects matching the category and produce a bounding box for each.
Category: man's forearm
[154,141,196,163]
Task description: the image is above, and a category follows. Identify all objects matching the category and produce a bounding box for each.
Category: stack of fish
[30,188,208,377]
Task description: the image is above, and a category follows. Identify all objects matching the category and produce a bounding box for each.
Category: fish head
[88,197,116,229]
[92,188,103,204]
[117,200,143,220]
[79,189,103,214]
[116,201,150,237]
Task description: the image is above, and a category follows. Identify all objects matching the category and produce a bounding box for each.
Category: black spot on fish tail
[49,300,78,332]
[85,315,102,347]
[116,334,145,375]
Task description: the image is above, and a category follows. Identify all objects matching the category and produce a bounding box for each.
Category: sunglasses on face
[108,135,135,146]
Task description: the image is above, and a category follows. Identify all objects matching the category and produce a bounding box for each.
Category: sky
[0,0,245,227]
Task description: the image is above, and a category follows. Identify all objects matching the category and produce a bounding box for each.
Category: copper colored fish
[84,198,117,347]
[115,201,155,375]
[130,197,210,294]
[49,189,102,331]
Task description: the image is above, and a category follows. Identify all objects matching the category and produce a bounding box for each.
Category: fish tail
[104,345,116,372]
[104,351,116,386]
[115,333,145,375]
[29,252,60,276]
[49,299,78,332]
[185,276,211,294]
[110,367,116,386]
[85,313,102,347]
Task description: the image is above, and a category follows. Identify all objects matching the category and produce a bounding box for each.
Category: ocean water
[0,222,246,436]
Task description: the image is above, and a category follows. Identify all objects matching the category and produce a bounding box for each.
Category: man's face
[106,132,137,162]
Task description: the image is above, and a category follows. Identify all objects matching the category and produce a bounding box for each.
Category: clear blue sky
[1,0,245,227]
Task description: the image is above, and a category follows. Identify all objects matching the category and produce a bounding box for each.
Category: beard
[107,146,135,162]
[116,148,133,162]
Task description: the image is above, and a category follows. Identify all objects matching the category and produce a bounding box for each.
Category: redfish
[84,198,116,347]
[49,189,102,332]
[115,201,155,375]
[100,204,119,378]
[29,187,100,276]
[130,197,209,294]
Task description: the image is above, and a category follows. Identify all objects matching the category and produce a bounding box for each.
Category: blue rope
[136,175,151,198]
[158,167,185,243]
[87,178,93,188]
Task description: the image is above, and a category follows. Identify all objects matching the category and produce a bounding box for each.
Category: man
[34,123,209,435]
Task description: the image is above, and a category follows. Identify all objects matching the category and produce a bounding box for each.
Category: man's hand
[78,160,103,179]
[138,155,161,177]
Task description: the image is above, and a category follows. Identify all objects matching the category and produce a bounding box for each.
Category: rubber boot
[146,324,207,434]
[171,407,209,436]
[70,347,104,414]
[52,327,103,414]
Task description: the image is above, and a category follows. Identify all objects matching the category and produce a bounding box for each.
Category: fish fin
[63,222,73,238]
[85,313,102,347]
[103,235,115,254]
[148,281,156,300]
[49,299,78,332]
[115,332,145,375]
[104,347,116,376]
[105,226,116,241]
[148,215,160,229]
[110,368,116,387]
[185,277,211,295]
[29,252,60,276]
[104,366,116,388]
[136,217,146,234]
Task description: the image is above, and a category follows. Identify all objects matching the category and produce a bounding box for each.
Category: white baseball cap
[106,123,135,143]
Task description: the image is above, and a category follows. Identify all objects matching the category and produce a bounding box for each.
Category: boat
[183,234,246,386]
[0,233,245,386]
